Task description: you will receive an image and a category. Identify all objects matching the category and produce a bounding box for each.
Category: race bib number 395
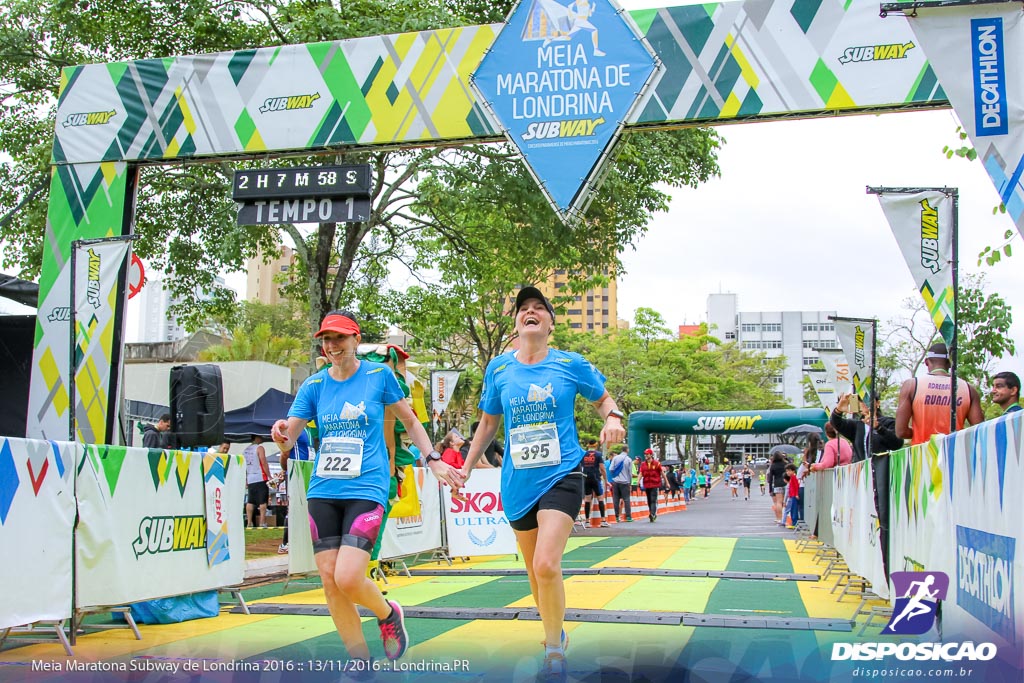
[316,436,364,479]
[509,423,561,470]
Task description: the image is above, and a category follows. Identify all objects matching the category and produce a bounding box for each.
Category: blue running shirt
[289,361,404,505]
[479,349,607,521]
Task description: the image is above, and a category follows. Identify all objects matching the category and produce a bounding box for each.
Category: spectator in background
[895,342,984,445]
[439,430,466,469]
[608,447,633,522]
[768,452,787,526]
[581,440,609,527]
[783,463,799,529]
[639,448,667,522]
[142,413,172,449]
[811,423,852,471]
[244,435,271,528]
[798,434,821,522]
[991,371,1022,415]
[471,420,505,467]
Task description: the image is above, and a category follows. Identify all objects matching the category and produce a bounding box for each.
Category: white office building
[137,276,226,343]
[702,293,838,461]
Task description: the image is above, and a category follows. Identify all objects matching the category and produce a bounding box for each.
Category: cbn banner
[875,190,955,346]
[381,467,444,560]
[202,453,233,568]
[75,446,245,608]
[0,438,77,630]
[831,459,888,599]
[288,459,316,576]
[817,350,851,402]
[442,468,517,558]
[834,319,874,402]
[907,4,1024,241]
[805,370,836,413]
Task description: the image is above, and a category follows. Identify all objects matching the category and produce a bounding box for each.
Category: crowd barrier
[0,438,245,633]
[806,409,1022,660]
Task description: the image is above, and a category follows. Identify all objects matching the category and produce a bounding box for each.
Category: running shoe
[540,651,568,683]
[624,517,633,522]
[277,543,288,554]
[649,514,654,523]
[600,521,610,527]
[378,600,408,660]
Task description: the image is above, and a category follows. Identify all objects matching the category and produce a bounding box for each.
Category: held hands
[427,458,467,498]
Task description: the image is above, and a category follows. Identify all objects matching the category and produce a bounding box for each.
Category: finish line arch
[626,408,828,457]
[29,1,1019,442]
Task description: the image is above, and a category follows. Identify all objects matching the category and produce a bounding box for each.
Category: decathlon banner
[906,3,1024,241]
[75,446,244,608]
[202,453,232,568]
[941,409,1023,654]
[805,370,836,413]
[381,467,444,560]
[834,319,874,402]
[831,459,888,599]
[442,468,517,558]
[287,459,316,576]
[875,190,956,346]
[887,437,951,582]
[0,438,77,629]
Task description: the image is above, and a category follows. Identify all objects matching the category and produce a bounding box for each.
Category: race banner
[71,237,131,444]
[381,467,444,560]
[831,459,888,599]
[75,446,245,608]
[941,409,1023,654]
[0,438,77,629]
[906,3,1024,241]
[287,459,316,576]
[805,370,836,413]
[202,453,232,568]
[442,468,517,558]
[430,370,461,431]
[875,189,956,346]
[816,349,851,399]
[833,319,874,402]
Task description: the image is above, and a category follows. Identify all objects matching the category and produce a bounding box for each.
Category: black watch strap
[426,450,442,462]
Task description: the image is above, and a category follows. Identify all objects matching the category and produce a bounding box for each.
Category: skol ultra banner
[834,319,874,402]
[905,3,1024,241]
[875,190,955,346]
[832,459,888,599]
[71,238,131,444]
[75,446,244,607]
[0,438,77,630]
[442,468,517,558]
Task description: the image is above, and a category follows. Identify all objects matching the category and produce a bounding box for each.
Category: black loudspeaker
[169,364,224,448]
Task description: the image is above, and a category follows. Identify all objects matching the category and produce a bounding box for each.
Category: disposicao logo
[838,42,915,64]
[919,198,942,274]
[259,92,320,113]
[971,18,1007,137]
[62,110,116,127]
[832,570,998,663]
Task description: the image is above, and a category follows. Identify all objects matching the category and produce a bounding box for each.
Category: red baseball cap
[315,311,360,338]
[644,448,654,455]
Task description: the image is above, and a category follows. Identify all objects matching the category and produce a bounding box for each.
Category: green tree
[198,323,303,365]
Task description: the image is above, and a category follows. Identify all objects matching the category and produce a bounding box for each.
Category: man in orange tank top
[895,342,984,446]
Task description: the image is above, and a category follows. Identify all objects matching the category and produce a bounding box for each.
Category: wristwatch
[425,450,443,462]
[607,409,625,420]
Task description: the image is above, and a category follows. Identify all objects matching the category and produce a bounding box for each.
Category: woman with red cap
[271,310,464,671]
[460,287,626,683]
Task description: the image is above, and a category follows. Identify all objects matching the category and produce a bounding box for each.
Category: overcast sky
[615,108,1024,381]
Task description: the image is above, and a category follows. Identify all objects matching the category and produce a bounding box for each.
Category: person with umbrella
[767,452,788,525]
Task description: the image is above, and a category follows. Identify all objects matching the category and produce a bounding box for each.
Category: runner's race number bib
[509,423,561,470]
[316,436,364,479]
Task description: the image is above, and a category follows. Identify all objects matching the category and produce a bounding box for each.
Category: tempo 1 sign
[237,197,371,225]
[234,164,372,225]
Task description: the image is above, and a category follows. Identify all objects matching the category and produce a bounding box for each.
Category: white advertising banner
[288,459,316,576]
[875,190,956,346]
[941,410,1023,654]
[75,446,245,608]
[71,238,131,444]
[202,453,233,568]
[834,319,874,402]
[442,468,517,558]
[431,370,461,416]
[805,370,836,413]
[381,467,444,560]
[907,4,1024,241]
[817,349,851,400]
[0,438,77,629]
[831,459,889,599]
